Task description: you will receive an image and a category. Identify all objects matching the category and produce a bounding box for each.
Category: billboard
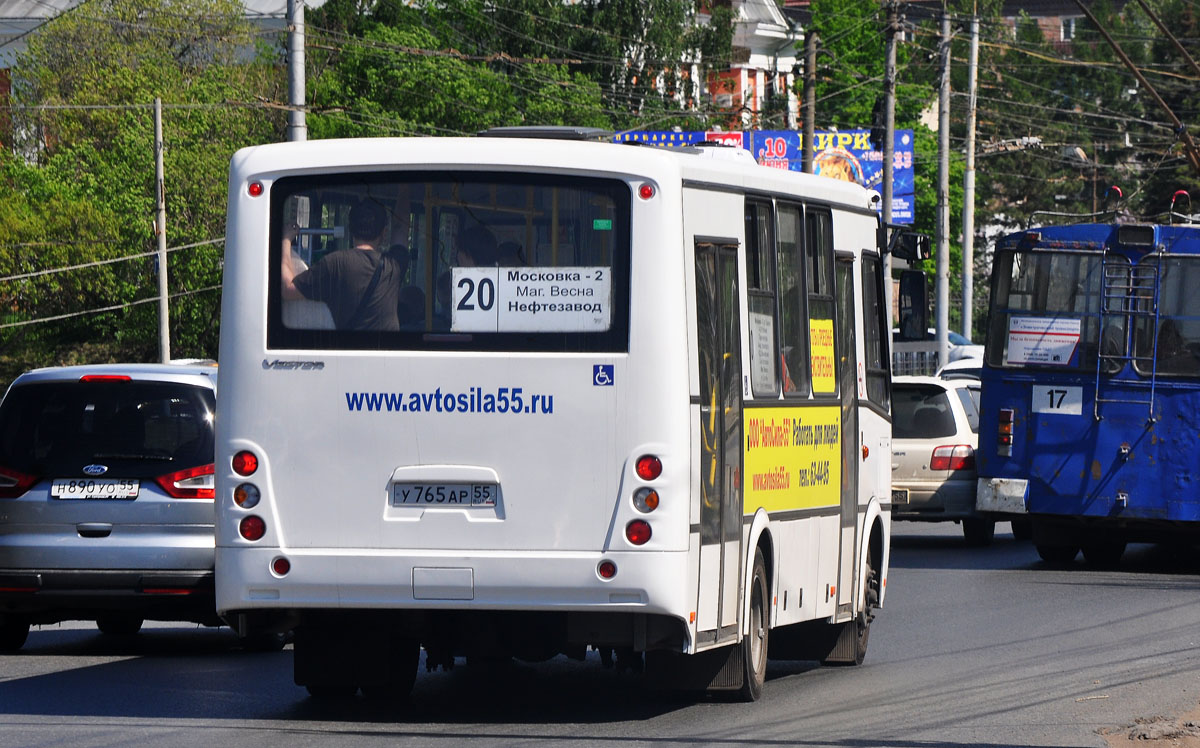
[614,129,916,224]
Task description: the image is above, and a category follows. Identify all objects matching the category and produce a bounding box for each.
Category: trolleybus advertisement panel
[745,406,841,512]
[1005,316,1081,366]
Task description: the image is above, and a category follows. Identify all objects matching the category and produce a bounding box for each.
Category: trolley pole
[287,0,307,142]
[154,97,170,364]
[962,11,979,341]
[936,8,951,368]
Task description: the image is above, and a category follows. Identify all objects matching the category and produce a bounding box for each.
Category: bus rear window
[268,172,631,352]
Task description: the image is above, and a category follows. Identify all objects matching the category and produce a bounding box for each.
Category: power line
[0,284,221,330]
[0,239,222,284]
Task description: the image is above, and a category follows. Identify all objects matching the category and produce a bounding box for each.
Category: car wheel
[1082,541,1126,567]
[737,548,769,702]
[96,615,144,637]
[962,518,995,547]
[1010,518,1033,541]
[1035,543,1079,564]
[0,617,30,652]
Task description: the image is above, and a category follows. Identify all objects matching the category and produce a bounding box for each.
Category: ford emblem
[82,464,108,476]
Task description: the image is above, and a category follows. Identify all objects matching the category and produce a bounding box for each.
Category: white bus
[216,128,895,702]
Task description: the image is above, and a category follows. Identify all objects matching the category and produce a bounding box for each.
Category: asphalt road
[1,521,1198,748]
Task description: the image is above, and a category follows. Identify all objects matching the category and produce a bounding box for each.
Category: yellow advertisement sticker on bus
[810,318,836,394]
[744,406,841,512]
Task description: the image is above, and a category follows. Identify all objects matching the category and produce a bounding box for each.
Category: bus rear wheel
[737,548,769,702]
[962,518,995,546]
[0,616,29,652]
[1082,541,1126,567]
[1035,543,1079,564]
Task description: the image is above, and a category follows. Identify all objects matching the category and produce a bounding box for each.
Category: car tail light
[930,445,975,471]
[240,515,266,541]
[232,450,258,476]
[79,374,132,382]
[626,520,652,545]
[154,463,215,499]
[0,466,38,499]
[998,408,1015,457]
[635,455,662,481]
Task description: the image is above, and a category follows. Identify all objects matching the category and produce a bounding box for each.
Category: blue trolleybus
[975,219,1200,564]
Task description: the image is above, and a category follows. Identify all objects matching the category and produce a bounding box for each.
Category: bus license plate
[51,478,140,500]
[892,488,909,505]
[391,483,496,507]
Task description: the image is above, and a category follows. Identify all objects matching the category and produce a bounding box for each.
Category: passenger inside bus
[281,200,407,331]
[456,225,499,267]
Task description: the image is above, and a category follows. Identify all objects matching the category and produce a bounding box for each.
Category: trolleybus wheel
[1035,544,1079,564]
[738,548,769,702]
[1082,541,1126,567]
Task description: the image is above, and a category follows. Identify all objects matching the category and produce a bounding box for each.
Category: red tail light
[0,466,38,498]
[930,445,975,471]
[232,450,258,476]
[626,520,652,545]
[240,515,266,541]
[635,455,662,481]
[154,463,215,499]
[79,375,132,382]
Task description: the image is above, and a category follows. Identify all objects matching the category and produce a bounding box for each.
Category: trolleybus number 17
[1031,385,1083,415]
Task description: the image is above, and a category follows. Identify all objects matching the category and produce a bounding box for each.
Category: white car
[890,375,993,545]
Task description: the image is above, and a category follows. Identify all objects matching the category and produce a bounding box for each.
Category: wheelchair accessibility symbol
[593,364,614,386]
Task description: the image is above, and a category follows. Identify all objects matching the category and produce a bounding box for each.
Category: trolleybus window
[268,172,630,352]
[1133,255,1200,376]
[985,250,1118,370]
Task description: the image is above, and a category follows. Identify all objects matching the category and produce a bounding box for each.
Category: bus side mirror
[889,231,931,261]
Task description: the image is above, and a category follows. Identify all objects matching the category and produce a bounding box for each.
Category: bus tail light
[998,408,1015,456]
[633,487,660,513]
[626,520,652,545]
[232,450,259,476]
[240,516,266,541]
[635,455,662,480]
[234,483,260,508]
[930,445,975,471]
[0,466,38,499]
[154,464,215,499]
[597,560,617,579]
[272,557,290,576]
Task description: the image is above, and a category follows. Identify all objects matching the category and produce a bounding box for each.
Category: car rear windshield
[892,384,957,439]
[268,171,631,352]
[0,380,215,477]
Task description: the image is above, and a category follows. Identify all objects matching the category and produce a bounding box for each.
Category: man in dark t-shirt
[281,200,405,331]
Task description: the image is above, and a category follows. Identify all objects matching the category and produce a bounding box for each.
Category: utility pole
[154,97,170,364]
[287,0,306,142]
[1072,0,1200,175]
[962,10,978,341]
[936,7,951,368]
[803,31,817,173]
[883,2,898,317]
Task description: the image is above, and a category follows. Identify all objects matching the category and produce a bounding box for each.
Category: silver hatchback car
[0,363,218,650]
[890,375,994,545]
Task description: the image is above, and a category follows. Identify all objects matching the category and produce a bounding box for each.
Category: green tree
[1,0,284,382]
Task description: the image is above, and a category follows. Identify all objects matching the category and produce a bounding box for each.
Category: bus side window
[806,208,837,396]
[777,203,809,397]
[746,200,779,397]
